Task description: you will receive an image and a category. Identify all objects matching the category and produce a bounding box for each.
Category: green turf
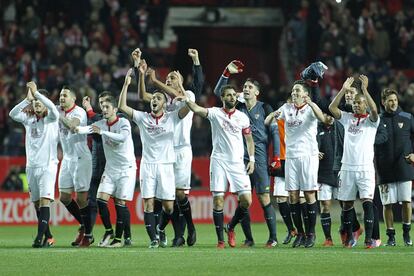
[0,223,413,275]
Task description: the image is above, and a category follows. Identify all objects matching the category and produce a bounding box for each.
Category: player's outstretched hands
[341,77,354,91]
[223,60,244,77]
[303,95,312,104]
[188,48,199,59]
[90,125,101,135]
[318,152,325,160]
[131,48,142,66]
[359,74,369,91]
[82,96,92,111]
[26,81,37,94]
[405,153,414,164]
[124,68,133,86]
[146,68,156,82]
[138,59,148,74]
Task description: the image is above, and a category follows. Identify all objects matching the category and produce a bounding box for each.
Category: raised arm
[187,48,204,98]
[33,91,59,122]
[329,77,354,119]
[89,123,130,143]
[304,95,326,123]
[118,68,135,118]
[359,75,378,122]
[138,60,153,103]
[184,98,208,118]
[244,131,255,175]
[147,68,181,98]
[213,60,244,97]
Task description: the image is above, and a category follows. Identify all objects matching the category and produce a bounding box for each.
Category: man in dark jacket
[317,113,337,246]
[375,88,414,246]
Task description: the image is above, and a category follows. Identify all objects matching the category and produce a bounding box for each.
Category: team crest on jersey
[30,128,41,138]
[254,113,260,119]
[398,122,404,128]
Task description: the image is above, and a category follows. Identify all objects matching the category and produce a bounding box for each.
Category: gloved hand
[268,156,282,176]
[223,60,244,77]
[300,61,328,83]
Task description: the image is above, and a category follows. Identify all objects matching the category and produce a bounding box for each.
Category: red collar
[294,103,306,115]
[151,112,164,124]
[222,108,236,118]
[353,113,368,126]
[63,104,76,115]
[294,103,307,110]
[353,113,369,118]
[106,116,120,127]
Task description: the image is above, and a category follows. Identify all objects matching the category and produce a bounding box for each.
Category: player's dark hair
[153,91,168,102]
[61,85,77,98]
[98,91,113,99]
[221,85,236,97]
[245,78,261,92]
[381,88,398,102]
[102,95,117,107]
[293,80,311,94]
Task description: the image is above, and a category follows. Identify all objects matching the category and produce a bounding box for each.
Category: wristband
[249,155,255,162]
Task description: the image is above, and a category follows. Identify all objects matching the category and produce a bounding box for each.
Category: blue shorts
[246,161,270,194]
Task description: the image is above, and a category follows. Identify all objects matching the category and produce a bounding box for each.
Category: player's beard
[224,101,236,109]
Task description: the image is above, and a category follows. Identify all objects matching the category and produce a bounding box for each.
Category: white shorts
[174,147,192,190]
[59,157,92,192]
[379,181,412,205]
[27,164,58,202]
[273,176,288,197]
[140,163,175,200]
[210,158,251,193]
[338,170,375,201]
[285,155,319,191]
[318,183,338,201]
[273,177,304,197]
[98,167,136,201]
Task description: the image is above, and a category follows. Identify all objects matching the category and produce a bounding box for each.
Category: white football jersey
[167,90,195,149]
[132,109,180,163]
[339,111,379,171]
[9,92,59,168]
[58,105,91,160]
[207,107,250,162]
[278,103,319,158]
[93,117,136,172]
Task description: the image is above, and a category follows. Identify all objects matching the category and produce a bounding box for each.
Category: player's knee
[175,189,186,200]
[59,192,72,205]
[238,192,252,208]
[39,198,51,207]
[143,198,155,213]
[321,201,330,213]
[212,194,224,210]
[304,191,316,203]
[258,193,270,206]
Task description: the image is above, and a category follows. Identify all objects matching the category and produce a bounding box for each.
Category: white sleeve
[338,111,348,126]
[206,107,216,121]
[131,109,144,126]
[101,120,131,143]
[278,104,286,120]
[34,91,59,123]
[9,99,31,124]
[77,126,93,134]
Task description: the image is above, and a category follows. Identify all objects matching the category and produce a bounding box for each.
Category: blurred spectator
[2,167,23,191]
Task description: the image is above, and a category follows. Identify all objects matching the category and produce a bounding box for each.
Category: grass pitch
[0,223,413,275]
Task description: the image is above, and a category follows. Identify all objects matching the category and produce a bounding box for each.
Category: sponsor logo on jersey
[221,120,239,133]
